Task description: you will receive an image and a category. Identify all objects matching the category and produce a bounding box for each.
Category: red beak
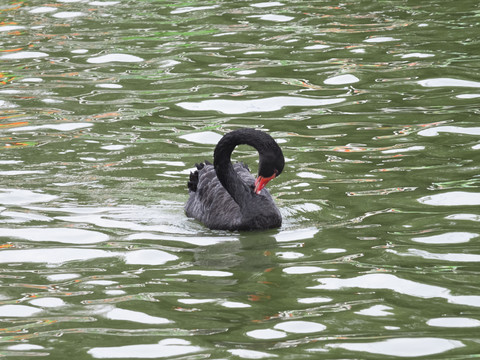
[254,173,276,194]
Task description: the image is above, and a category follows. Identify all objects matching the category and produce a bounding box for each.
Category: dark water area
[1,0,480,358]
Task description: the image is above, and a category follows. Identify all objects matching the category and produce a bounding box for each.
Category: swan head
[254,170,277,194]
[254,150,284,194]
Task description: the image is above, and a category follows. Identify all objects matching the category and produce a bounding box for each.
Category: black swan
[185,128,285,231]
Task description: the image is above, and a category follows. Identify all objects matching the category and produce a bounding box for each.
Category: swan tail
[238,161,250,171]
[187,161,210,192]
[187,171,198,192]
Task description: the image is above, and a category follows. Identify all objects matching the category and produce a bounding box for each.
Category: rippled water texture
[1,0,480,358]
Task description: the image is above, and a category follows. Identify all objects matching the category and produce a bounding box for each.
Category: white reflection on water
[29,7,57,14]
[283,266,333,274]
[311,273,480,307]
[323,248,346,253]
[418,125,480,137]
[248,14,294,22]
[0,189,57,205]
[143,160,185,166]
[179,131,222,144]
[28,203,197,239]
[124,249,178,265]
[228,349,277,359]
[418,191,480,206]
[84,280,117,286]
[5,123,93,132]
[221,301,250,308]
[86,54,144,64]
[177,298,251,308]
[1,51,48,59]
[277,251,304,259]
[250,2,284,8]
[412,232,478,244]
[46,273,80,281]
[127,232,237,246]
[236,69,257,75]
[178,298,216,305]
[274,320,326,333]
[456,93,480,99]
[101,144,126,150]
[246,328,287,339]
[8,344,45,350]
[304,44,330,50]
[0,228,109,244]
[397,52,434,59]
[171,5,219,14]
[0,160,22,164]
[418,77,480,88]
[0,248,178,265]
[55,208,193,235]
[1,170,45,176]
[446,213,480,222]
[89,1,119,5]
[104,290,126,296]
[324,74,359,85]
[244,51,266,55]
[0,248,114,264]
[0,304,42,317]
[52,11,85,18]
[297,296,332,304]
[176,270,232,277]
[355,305,394,317]
[88,338,202,359]
[96,83,122,89]
[326,337,464,357]
[177,96,345,114]
[29,297,66,308]
[382,145,424,154]
[0,99,18,108]
[296,171,325,179]
[105,308,171,324]
[0,25,25,31]
[19,77,43,82]
[71,49,89,54]
[274,227,318,242]
[2,210,52,223]
[392,248,480,263]
[364,36,399,43]
[427,317,480,328]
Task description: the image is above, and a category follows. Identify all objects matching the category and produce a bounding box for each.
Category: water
[1,0,480,358]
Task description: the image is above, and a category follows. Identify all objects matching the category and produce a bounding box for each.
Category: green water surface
[1,0,480,358]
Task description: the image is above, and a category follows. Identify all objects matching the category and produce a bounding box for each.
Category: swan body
[185,128,284,231]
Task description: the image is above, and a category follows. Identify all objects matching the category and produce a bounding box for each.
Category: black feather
[184,128,284,231]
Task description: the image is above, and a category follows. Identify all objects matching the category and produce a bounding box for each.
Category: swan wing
[185,163,250,230]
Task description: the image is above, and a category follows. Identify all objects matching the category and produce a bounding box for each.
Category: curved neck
[213,129,277,208]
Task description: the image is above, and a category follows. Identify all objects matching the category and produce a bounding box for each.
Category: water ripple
[312,273,480,307]
[326,337,464,357]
